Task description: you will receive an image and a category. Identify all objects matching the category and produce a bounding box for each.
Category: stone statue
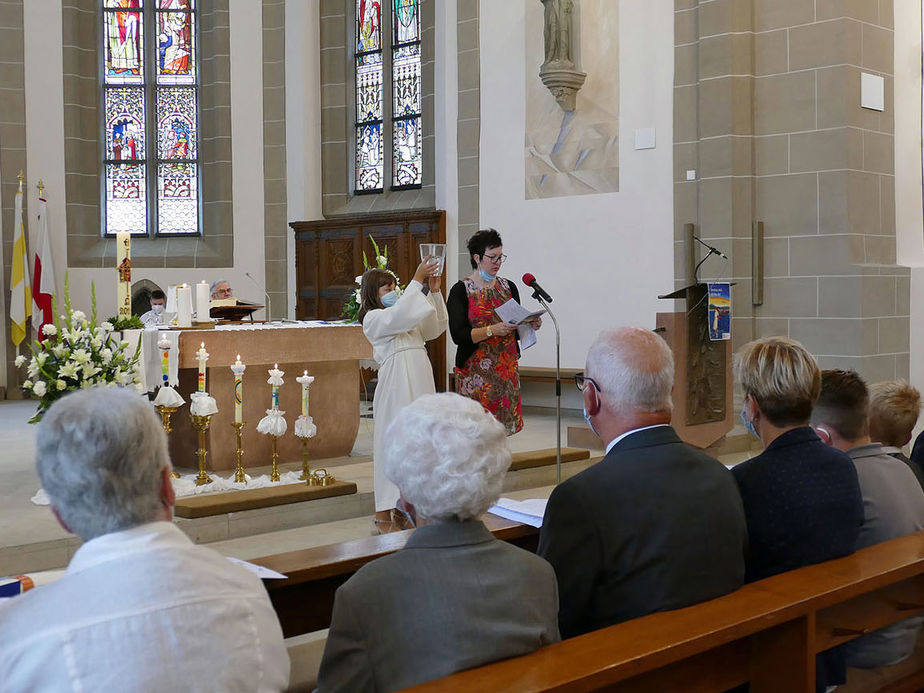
[539,0,585,111]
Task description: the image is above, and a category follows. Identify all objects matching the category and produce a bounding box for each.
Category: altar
[163,322,372,471]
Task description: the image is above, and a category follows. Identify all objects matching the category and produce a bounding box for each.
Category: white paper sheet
[487,497,549,528]
[226,557,288,580]
[495,299,543,350]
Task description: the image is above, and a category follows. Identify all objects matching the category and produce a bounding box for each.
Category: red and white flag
[32,196,56,341]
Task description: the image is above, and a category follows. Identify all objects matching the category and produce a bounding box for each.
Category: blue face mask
[381,290,398,308]
[479,267,496,282]
[740,405,759,439]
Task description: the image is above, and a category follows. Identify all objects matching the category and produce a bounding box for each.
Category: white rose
[100,321,113,332]
[72,310,86,322]
[42,324,57,336]
[33,381,47,397]
[100,348,113,364]
[56,379,67,391]
[14,355,25,367]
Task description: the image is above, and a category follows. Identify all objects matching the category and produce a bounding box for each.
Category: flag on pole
[32,194,56,341]
[9,182,31,347]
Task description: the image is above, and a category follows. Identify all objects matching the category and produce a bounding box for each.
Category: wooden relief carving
[328,239,354,285]
[685,284,726,426]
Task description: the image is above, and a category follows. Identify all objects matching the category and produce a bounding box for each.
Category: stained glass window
[353,0,423,193]
[102,0,200,236]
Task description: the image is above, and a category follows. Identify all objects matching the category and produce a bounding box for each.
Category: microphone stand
[532,291,561,484]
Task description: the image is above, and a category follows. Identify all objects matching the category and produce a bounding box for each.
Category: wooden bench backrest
[404,531,924,693]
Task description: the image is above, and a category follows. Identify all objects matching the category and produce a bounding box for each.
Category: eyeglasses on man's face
[574,372,602,393]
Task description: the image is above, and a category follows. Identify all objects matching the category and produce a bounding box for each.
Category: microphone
[522,273,553,303]
[244,271,273,320]
[692,235,728,260]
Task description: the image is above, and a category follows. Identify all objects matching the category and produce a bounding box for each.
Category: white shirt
[0,521,289,692]
[605,424,671,455]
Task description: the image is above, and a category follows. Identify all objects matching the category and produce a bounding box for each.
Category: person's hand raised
[413,256,439,284]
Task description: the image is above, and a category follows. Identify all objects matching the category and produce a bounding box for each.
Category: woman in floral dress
[447,229,541,435]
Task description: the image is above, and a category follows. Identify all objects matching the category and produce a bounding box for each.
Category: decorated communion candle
[158,336,171,387]
[196,281,211,321]
[116,232,132,318]
[269,363,283,408]
[197,342,209,392]
[296,370,315,417]
[231,355,246,424]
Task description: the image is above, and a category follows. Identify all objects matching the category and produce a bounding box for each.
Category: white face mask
[152,304,165,315]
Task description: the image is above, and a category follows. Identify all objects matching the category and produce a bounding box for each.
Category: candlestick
[231,355,245,424]
[176,284,193,327]
[191,414,214,486]
[196,342,208,392]
[195,281,211,322]
[116,232,132,318]
[231,421,246,483]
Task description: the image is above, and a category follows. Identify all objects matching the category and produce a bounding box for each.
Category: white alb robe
[363,280,448,510]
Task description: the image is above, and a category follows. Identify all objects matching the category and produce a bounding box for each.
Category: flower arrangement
[340,235,402,321]
[106,314,144,331]
[16,276,142,423]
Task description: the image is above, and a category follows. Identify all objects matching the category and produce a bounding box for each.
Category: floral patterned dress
[454,277,523,435]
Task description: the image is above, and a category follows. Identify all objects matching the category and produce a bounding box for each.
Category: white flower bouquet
[16,276,141,423]
[340,235,402,322]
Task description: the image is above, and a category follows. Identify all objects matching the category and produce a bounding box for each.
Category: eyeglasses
[483,253,507,264]
[574,372,602,393]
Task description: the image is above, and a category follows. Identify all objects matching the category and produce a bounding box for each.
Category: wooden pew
[404,531,924,693]
[253,514,538,638]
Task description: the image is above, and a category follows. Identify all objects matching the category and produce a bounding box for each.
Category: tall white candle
[231,355,245,423]
[195,281,211,321]
[176,285,192,327]
[116,232,132,318]
[197,342,209,392]
[296,370,315,417]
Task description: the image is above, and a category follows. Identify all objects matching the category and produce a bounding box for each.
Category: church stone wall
[674,0,906,384]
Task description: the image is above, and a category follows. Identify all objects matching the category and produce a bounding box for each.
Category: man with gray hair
[317,392,560,692]
[0,387,289,691]
[538,326,747,639]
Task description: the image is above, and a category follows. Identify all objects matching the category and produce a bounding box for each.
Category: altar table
[167,322,372,471]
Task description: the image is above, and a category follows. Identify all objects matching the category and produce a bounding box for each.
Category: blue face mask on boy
[381,290,398,308]
[740,404,759,439]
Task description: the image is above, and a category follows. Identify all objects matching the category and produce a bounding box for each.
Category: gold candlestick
[191,414,214,486]
[232,421,246,483]
[299,437,311,481]
[270,435,280,482]
[155,405,181,478]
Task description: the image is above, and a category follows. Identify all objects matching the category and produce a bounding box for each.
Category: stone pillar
[674,0,905,382]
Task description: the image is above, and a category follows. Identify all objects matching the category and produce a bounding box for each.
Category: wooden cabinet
[290,210,447,392]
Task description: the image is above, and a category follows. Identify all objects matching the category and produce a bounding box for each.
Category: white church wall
[20,0,270,320]
[894,0,924,441]
[479,0,675,369]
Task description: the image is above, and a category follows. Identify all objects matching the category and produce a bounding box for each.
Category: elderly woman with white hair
[316,392,560,693]
[0,386,289,691]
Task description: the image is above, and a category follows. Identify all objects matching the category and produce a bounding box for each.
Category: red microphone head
[522,273,536,285]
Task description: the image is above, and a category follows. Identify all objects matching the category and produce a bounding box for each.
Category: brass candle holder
[270,435,280,482]
[155,404,182,478]
[299,437,311,481]
[232,421,246,483]
[191,413,214,486]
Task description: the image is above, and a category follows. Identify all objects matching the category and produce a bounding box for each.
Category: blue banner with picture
[707,282,731,341]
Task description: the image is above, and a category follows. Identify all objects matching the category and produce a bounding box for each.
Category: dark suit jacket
[316,520,560,693]
[537,425,747,639]
[731,426,863,583]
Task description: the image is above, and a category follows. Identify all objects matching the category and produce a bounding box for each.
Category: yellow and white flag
[10,186,31,346]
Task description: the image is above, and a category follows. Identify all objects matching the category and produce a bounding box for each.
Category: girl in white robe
[360,259,447,524]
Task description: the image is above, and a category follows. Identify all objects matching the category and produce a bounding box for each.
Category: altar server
[360,257,447,529]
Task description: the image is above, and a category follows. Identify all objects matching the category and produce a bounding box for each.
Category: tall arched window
[102,0,200,236]
[354,0,422,194]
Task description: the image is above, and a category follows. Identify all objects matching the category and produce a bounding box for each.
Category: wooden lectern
[657,284,733,449]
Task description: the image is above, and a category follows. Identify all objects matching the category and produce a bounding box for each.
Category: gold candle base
[191,413,214,486]
[232,421,246,483]
[155,405,181,478]
[270,435,280,482]
[299,437,311,481]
